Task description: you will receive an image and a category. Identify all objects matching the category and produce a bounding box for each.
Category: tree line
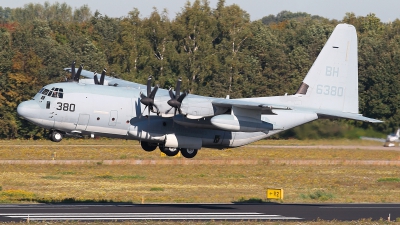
[0,0,399,139]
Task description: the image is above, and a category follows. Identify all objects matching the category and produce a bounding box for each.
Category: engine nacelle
[128,122,165,142]
[210,114,273,132]
[172,115,215,129]
[164,134,202,149]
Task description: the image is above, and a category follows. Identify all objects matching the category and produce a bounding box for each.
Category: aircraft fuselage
[17,82,317,150]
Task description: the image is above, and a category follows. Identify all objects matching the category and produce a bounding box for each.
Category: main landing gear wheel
[160,147,180,157]
[180,148,198,158]
[50,130,63,142]
[141,141,157,152]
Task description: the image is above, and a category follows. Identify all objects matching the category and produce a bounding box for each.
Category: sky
[2,0,400,22]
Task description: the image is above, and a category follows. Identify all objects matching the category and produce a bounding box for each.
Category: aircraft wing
[211,99,291,115]
[64,68,147,89]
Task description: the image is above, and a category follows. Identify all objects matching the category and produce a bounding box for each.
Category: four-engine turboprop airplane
[17,24,381,158]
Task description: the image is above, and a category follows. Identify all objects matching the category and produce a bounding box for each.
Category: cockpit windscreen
[39,87,64,99]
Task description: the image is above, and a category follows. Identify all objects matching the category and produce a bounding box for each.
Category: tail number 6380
[56,102,76,112]
[316,85,343,96]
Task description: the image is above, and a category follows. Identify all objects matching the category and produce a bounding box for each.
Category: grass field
[0,138,399,205]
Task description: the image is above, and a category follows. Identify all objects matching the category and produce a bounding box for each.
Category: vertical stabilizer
[296,24,358,113]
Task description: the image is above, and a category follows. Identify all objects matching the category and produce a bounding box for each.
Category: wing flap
[212,99,291,115]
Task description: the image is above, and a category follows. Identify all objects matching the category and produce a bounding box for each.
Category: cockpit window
[42,87,64,99]
[38,88,44,93]
[42,89,49,95]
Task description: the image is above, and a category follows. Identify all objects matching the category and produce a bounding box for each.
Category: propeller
[140,76,159,116]
[71,62,83,82]
[93,68,107,85]
[167,77,188,116]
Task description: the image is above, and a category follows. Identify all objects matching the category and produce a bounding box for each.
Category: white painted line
[321,207,400,209]
[8,215,279,218]
[1,212,263,216]
[14,216,302,221]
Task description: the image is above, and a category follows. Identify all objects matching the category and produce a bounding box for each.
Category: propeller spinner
[140,76,159,116]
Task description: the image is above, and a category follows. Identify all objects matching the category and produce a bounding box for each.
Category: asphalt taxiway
[0,203,399,222]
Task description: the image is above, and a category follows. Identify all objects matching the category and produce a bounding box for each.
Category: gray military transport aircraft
[17,24,381,158]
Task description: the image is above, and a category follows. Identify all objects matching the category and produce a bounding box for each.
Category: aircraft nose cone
[17,100,40,119]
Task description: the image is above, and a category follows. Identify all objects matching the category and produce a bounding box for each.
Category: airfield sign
[267,188,283,200]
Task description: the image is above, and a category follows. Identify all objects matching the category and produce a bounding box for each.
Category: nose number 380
[56,102,76,112]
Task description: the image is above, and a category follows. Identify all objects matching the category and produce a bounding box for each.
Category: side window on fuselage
[46,101,50,109]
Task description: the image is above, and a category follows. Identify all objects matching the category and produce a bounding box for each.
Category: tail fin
[396,128,400,137]
[296,24,358,113]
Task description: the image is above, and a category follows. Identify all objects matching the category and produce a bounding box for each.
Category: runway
[0,203,399,221]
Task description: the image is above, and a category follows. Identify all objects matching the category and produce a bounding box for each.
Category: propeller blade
[166,107,173,114]
[140,92,147,100]
[100,68,106,85]
[153,104,160,115]
[71,61,76,80]
[93,71,99,84]
[177,91,187,103]
[149,85,159,99]
[146,76,152,97]
[168,88,175,99]
[141,105,148,117]
[74,64,83,82]
[175,77,182,99]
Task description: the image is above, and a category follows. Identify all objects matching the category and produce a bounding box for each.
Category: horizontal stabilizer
[360,137,386,143]
[316,110,383,123]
